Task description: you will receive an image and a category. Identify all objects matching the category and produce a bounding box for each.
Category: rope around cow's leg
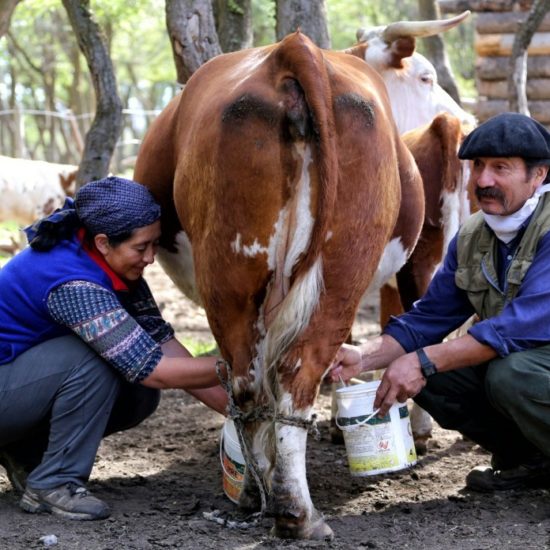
[215,360,269,520]
[211,360,323,529]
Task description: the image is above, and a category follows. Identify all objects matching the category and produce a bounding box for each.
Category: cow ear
[344,43,368,61]
[388,37,415,68]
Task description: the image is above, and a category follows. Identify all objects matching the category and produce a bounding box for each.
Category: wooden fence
[440,0,550,124]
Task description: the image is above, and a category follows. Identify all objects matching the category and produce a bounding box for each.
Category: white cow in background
[0,155,77,252]
[352,11,476,134]
[0,155,78,226]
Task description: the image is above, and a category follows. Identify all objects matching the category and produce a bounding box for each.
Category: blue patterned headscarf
[25,176,161,250]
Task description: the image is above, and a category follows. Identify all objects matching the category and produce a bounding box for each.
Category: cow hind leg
[410,404,433,455]
[270,422,333,540]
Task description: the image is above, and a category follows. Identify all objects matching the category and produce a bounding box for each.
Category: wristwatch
[415,348,438,378]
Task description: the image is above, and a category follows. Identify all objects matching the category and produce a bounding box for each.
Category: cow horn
[381,10,470,44]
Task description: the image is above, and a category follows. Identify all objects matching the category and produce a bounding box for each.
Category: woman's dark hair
[29,219,79,251]
[81,230,135,250]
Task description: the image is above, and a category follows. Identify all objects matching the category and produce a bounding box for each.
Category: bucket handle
[335,408,380,431]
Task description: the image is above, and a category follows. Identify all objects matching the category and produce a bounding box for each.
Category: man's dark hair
[524,159,550,183]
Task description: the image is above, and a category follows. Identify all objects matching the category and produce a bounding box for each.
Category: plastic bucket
[336,380,417,476]
[220,418,246,503]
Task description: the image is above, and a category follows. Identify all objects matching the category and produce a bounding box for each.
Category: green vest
[455,192,550,319]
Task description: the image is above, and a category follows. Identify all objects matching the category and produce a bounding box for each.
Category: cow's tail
[262,32,338,395]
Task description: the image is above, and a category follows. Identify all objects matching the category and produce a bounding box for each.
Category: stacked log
[440,0,550,124]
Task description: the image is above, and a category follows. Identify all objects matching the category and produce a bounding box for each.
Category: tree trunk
[61,0,122,187]
[214,0,252,53]
[165,0,222,84]
[0,0,20,38]
[276,0,331,48]
[418,0,462,104]
[508,0,550,114]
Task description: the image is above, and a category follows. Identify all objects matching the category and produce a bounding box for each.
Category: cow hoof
[414,434,431,456]
[272,516,334,540]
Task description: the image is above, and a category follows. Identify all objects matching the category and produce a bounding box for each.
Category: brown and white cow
[344,12,476,450]
[384,113,472,323]
[134,31,423,540]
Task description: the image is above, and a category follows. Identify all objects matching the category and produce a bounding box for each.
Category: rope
[217,360,269,518]
[215,359,321,519]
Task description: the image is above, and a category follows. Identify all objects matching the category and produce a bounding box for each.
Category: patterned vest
[455,192,550,319]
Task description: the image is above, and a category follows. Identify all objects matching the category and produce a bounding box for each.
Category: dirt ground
[1,262,549,550]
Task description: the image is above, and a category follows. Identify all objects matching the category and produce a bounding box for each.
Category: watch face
[421,362,437,377]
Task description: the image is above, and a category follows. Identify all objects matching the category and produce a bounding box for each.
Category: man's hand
[328,343,362,383]
[374,352,426,416]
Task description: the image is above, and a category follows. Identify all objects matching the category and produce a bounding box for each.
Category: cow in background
[349,10,474,134]
[342,12,476,451]
[135,31,424,539]
[0,155,77,251]
[344,9,476,313]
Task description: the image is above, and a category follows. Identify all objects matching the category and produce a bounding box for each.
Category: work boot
[466,454,550,492]
[0,451,30,494]
[20,482,110,520]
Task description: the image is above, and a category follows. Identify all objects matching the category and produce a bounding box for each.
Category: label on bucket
[342,413,403,474]
[222,449,245,504]
[336,380,417,476]
[220,419,246,504]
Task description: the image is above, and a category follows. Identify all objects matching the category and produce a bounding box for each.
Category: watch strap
[416,347,438,378]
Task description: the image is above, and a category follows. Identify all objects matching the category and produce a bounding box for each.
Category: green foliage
[252,0,275,46]
[327,0,415,50]
[227,0,245,16]
[180,338,219,357]
[1,0,174,112]
[0,222,20,265]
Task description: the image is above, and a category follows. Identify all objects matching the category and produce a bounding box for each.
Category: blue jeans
[0,335,160,489]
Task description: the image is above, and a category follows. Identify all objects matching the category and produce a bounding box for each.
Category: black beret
[458,112,550,162]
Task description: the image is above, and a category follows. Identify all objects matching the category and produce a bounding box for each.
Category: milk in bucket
[336,380,417,476]
[220,418,246,503]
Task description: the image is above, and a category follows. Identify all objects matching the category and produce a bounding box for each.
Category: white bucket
[336,380,417,476]
[219,418,246,503]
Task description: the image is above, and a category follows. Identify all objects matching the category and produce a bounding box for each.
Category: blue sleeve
[383,235,475,352]
[468,231,550,355]
[117,278,175,345]
[47,281,162,383]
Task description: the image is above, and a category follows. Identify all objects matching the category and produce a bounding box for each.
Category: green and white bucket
[336,380,417,476]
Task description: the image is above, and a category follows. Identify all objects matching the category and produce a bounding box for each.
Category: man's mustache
[475,186,505,202]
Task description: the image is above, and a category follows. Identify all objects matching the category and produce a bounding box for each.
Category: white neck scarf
[482,185,550,244]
